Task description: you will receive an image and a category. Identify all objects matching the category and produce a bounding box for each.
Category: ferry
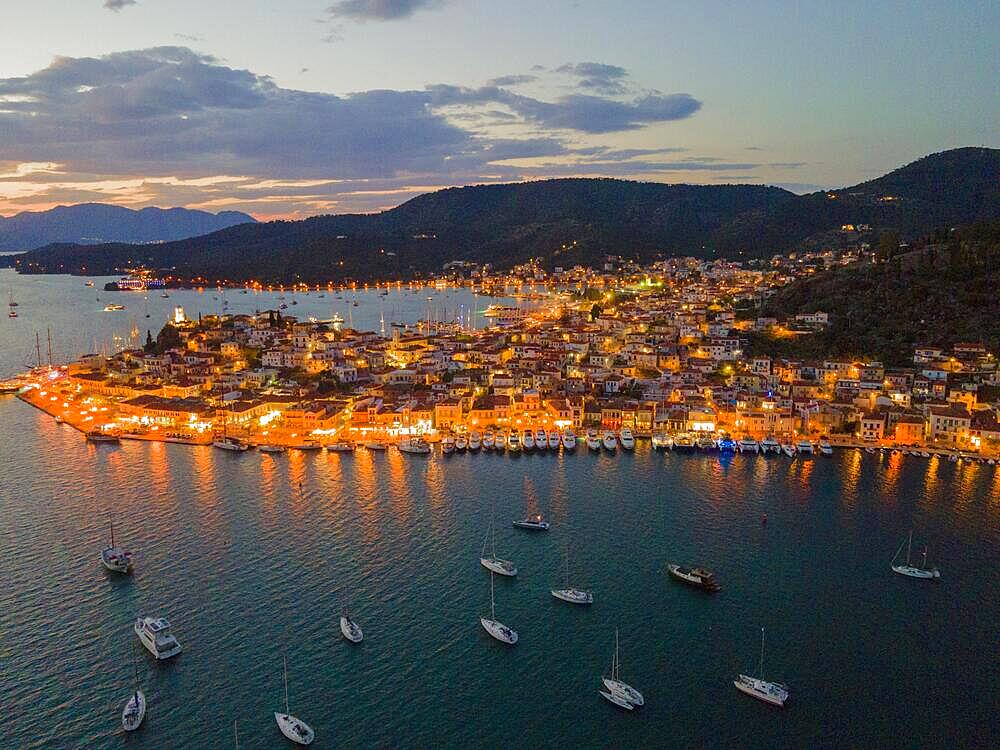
[667,564,721,592]
[134,616,182,660]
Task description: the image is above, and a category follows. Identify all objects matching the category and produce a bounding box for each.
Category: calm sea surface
[1,271,999,749]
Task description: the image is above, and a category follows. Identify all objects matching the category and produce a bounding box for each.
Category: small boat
[866,446,877,455]
[551,549,593,604]
[781,443,796,458]
[760,436,780,454]
[506,431,520,452]
[920,451,931,458]
[468,431,482,451]
[602,431,618,451]
[819,437,833,455]
[340,611,363,643]
[522,430,535,451]
[326,441,355,452]
[513,512,550,531]
[586,429,601,451]
[100,517,133,574]
[494,431,507,451]
[534,429,548,450]
[619,427,635,450]
[734,627,789,707]
[673,433,696,453]
[259,444,287,454]
[7,309,16,318]
[891,531,940,580]
[134,616,182,660]
[717,435,737,452]
[651,432,672,450]
[441,435,455,454]
[696,435,716,451]
[547,430,561,450]
[562,429,577,450]
[103,303,127,312]
[455,434,468,451]
[738,436,759,453]
[86,429,120,444]
[363,441,388,451]
[160,293,170,298]
[54,415,64,424]
[275,656,314,745]
[84,281,95,287]
[796,439,814,455]
[290,441,322,452]
[667,564,720,592]
[213,436,250,452]
[481,571,518,644]
[121,643,146,732]
[399,437,431,454]
[480,518,517,576]
[483,432,495,450]
[602,629,644,707]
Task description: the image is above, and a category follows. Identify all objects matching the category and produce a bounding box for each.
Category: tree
[143,330,155,353]
[590,303,603,321]
[155,323,182,353]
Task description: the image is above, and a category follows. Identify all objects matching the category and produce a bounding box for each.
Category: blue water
[1,271,999,748]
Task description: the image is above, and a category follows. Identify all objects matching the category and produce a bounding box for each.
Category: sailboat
[121,642,146,731]
[480,517,517,576]
[340,608,363,643]
[551,548,593,604]
[601,628,644,707]
[100,516,133,573]
[274,656,315,745]
[734,627,789,706]
[480,570,518,644]
[891,531,941,579]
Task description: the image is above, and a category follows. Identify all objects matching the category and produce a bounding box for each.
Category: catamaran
[734,627,789,706]
[602,628,644,707]
[480,517,517,576]
[274,656,314,745]
[891,531,941,579]
[100,516,133,574]
[481,570,518,644]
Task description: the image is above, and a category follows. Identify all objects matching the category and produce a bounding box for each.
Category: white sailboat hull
[481,617,518,644]
[602,678,643,706]
[600,690,634,709]
[551,588,593,604]
[275,713,315,745]
[734,675,788,706]
[340,616,364,642]
[121,689,146,732]
[892,564,940,579]
[480,557,517,576]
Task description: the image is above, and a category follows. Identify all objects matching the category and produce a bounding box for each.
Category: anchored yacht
[340,612,364,643]
[618,427,635,450]
[586,429,601,451]
[134,616,182,660]
[734,628,789,707]
[561,429,577,450]
[602,431,618,451]
[738,436,759,453]
[481,571,518,645]
[513,512,550,531]
[100,518,133,574]
[602,629,644,707]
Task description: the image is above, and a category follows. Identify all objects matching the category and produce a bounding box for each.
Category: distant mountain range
[8,147,998,282]
[0,204,255,252]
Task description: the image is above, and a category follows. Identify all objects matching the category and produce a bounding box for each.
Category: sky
[0,0,996,220]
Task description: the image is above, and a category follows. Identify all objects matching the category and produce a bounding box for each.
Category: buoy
[761,513,768,525]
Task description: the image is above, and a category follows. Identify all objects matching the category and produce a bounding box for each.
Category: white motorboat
[734,627,789,707]
[586,429,601,451]
[619,427,635,450]
[363,440,388,451]
[494,431,507,451]
[481,571,518,645]
[399,437,431,454]
[738,436,759,453]
[506,431,520,452]
[259,444,286,454]
[760,436,780,454]
[275,657,314,745]
[651,432,672,450]
[213,436,250,452]
[87,429,120,444]
[513,512,550,531]
[522,430,535,451]
[326,441,355,452]
[134,616,182,660]
[535,429,548,450]
[562,430,577,450]
[469,431,482,451]
[891,531,940,579]
[781,443,796,458]
[441,435,455,454]
[340,612,363,643]
[455,434,468,451]
[290,441,322,452]
[100,517,133,574]
[480,518,517,576]
[796,439,814,455]
[819,437,833,455]
[483,431,495,450]
[920,450,931,458]
[602,431,618,451]
[602,628,643,706]
[121,689,146,732]
[547,430,561,450]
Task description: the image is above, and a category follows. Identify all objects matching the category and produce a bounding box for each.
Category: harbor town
[6,251,999,463]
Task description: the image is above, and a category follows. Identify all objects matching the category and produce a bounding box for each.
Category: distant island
[0,203,255,253]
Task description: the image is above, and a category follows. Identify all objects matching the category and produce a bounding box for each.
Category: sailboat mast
[234,719,239,750]
[283,656,290,714]
[759,627,765,679]
[906,530,913,566]
[110,516,115,548]
[35,332,42,368]
[490,570,496,619]
[47,328,53,365]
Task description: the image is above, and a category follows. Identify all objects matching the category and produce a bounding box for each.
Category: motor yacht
[696,435,717,451]
[673,433,695,453]
[340,612,363,643]
[602,431,618,451]
[780,443,796,457]
[290,441,322,452]
[513,513,550,531]
[667,564,721,592]
[561,429,577,450]
[796,439,815,455]
[494,431,507,451]
[441,435,455,454]
[134,616,182,660]
[455,434,468,451]
[760,436,780,454]
[738,436,759,453]
[535,429,548,450]
[651,432,673,450]
[717,435,737,452]
[86,429,120,444]
[363,440,388,451]
[326,441,355,452]
[618,427,635,450]
[399,437,431,454]
[547,430,561,450]
[522,430,535,451]
[507,431,520,452]
[468,431,482,451]
[818,437,833,455]
[586,429,601,451]
[483,431,495,450]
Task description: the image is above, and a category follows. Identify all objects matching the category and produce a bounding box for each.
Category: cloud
[174,33,203,42]
[486,74,537,87]
[0,46,718,217]
[103,0,136,10]
[326,0,443,21]
[556,62,629,94]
